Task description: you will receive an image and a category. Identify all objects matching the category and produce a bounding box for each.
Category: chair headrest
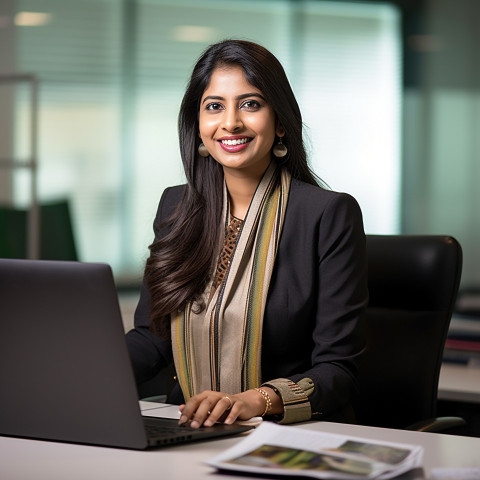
[366,235,462,311]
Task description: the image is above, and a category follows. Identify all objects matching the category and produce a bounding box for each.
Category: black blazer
[126,177,368,421]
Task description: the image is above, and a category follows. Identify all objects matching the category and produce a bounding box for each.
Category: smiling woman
[125,39,368,429]
[9,0,400,276]
[198,66,281,218]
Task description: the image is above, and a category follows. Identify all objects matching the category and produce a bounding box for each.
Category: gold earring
[198,143,209,157]
[273,137,288,158]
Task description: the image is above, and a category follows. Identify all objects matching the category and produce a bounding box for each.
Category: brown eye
[241,100,261,110]
[206,102,223,111]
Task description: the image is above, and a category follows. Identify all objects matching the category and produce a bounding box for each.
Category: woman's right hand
[178,387,280,428]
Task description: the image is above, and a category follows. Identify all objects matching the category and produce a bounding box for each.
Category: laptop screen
[0,258,252,449]
[0,259,149,448]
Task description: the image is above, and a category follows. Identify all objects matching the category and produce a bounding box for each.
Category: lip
[217,136,252,153]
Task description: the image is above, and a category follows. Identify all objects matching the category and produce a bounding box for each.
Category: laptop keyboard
[142,415,252,446]
[144,422,200,437]
[143,417,206,441]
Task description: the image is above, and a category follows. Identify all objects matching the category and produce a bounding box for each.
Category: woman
[126,39,368,428]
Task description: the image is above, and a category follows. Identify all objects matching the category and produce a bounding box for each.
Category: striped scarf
[171,163,291,400]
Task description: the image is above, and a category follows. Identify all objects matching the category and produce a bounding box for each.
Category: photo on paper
[330,441,411,465]
[226,444,372,475]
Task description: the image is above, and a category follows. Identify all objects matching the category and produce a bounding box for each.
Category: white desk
[1,403,480,480]
[438,362,480,403]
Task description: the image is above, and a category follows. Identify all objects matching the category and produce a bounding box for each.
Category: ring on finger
[223,395,233,410]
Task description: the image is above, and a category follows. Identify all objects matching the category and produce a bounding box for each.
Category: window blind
[14,0,401,276]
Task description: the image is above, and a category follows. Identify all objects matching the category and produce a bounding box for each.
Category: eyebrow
[202,92,266,104]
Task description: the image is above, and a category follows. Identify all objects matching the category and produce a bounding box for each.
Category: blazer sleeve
[303,192,368,419]
[125,186,184,384]
[262,188,368,422]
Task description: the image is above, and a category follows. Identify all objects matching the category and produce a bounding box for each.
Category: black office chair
[0,200,78,261]
[355,235,466,433]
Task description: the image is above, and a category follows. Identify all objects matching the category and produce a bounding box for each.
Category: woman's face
[199,66,281,178]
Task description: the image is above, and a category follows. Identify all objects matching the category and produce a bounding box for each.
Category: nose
[222,107,243,132]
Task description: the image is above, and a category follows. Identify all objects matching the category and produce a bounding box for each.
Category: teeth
[221,138,249,146]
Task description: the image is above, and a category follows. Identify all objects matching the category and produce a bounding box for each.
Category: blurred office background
[0,0,479,291]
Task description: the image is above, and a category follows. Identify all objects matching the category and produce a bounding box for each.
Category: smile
[218,137,252,153]
[220,138,251,146]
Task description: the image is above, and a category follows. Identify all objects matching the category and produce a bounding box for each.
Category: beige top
[214,216,312,424]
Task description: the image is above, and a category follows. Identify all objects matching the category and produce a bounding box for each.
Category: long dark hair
[146,39,319,337]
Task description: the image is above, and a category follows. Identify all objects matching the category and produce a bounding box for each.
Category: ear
[276,122,285,138]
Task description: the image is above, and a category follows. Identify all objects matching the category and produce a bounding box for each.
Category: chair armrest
[406,416,466,433]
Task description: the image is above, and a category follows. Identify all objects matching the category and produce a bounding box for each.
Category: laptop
[0,258,252,449]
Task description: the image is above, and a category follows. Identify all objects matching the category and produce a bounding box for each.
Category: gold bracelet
[254,387,272,417]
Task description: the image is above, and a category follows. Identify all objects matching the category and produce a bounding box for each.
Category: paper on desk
[139,401,180,419]
[207,422,423,479]
[431,468,480,479]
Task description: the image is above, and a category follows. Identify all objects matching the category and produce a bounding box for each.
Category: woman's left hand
[178,388,273,428]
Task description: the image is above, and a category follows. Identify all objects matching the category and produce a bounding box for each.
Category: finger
[178,396,204,425]
[223,401,240,425]
[179,393,215,427]
[223,395,233,411]
[203,396,232,427]
[190,398,215,428]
